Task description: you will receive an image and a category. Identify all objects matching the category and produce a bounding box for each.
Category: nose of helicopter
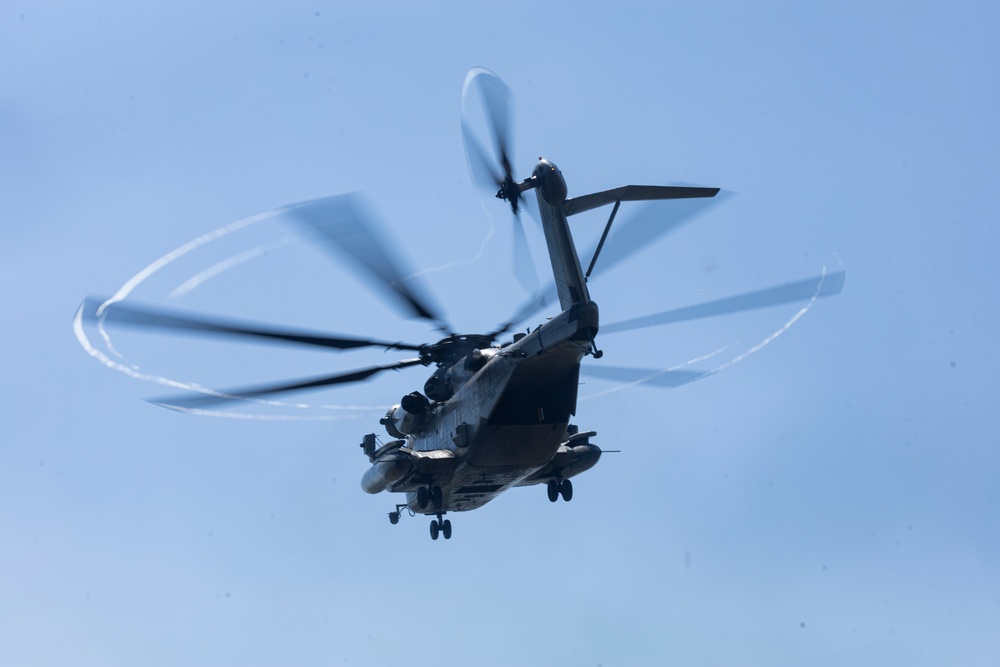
[532,158,568,204]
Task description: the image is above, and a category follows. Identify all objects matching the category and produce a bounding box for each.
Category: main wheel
[560,478,573,502]
[442,519,452,540]
[547,480,560,502]
[429,520,440,540]
[417,486,429,509]
[430,485,443,509]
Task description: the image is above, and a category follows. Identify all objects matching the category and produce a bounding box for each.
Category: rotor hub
[420,333,496,367]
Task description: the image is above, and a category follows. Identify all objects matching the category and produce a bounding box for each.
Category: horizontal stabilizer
[562,185,719,217]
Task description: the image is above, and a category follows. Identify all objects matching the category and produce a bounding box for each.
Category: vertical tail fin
[531,160,591,310]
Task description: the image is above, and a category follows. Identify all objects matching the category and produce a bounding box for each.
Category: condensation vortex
[72,204,389,420]
[73,201,838,418]
[580,264,835,402]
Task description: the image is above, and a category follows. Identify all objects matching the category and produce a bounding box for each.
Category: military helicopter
[78,68,844,540]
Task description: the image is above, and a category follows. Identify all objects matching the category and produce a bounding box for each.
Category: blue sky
[2,2,998,665]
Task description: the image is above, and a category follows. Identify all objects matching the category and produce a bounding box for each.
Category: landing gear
[395,493,452,540]
[429,514,452,540]
[389,504,451,539]
[547,478,573,502]
[417,485,443,510]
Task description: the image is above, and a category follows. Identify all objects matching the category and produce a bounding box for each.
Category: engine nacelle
[517,430,602,487]
[423,369,453,402]
[380,391,430,438]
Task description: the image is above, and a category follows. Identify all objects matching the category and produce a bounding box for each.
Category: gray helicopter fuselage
[361,159,603,514]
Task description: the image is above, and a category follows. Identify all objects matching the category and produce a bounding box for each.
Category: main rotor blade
[150,358,425,410]
[484,284,553,339]
[287,194,450,332]
[490,193,729,335]
[601,269,846,335]
[80,297,424,352]
[581,364,712,388]
[581,191,732,281]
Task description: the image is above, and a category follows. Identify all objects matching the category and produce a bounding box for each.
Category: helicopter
[77,68,844,540]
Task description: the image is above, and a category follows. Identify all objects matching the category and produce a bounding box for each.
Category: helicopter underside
[379,421,601,540]
[412,424,566,514]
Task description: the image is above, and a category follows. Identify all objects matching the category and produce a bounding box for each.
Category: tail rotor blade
[465,67,514,177]
[462,118,503,193]
[461,68,539,295]
[462,67,525,213]
[511,212,539,294]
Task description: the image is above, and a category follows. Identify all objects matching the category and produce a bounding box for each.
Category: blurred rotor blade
[488,282,558,339]
[602,270,846,335]
[287,193,451,332]
[521,189,541,228]
[80,296,424,352]
[465,67,514,176]
[150,358,425,410]
[511,212,539,294]
[462,120,503,193]
[461,67,527,216]
[490,191,728,334]
[581,190,733,280]
[581,364,713,389]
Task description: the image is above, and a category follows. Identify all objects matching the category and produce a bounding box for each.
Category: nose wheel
[429,514,452,540]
